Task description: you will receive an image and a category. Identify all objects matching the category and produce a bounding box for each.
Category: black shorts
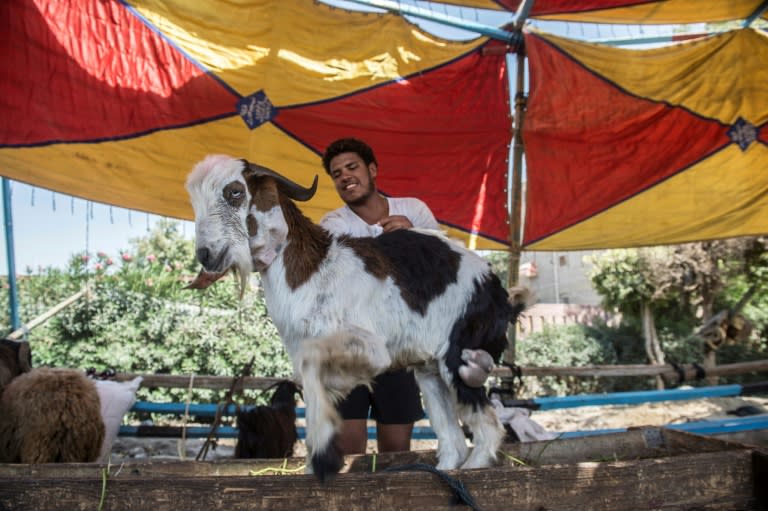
[338,369,424,424]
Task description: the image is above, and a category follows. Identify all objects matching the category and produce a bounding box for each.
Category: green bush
[515,324,618,396]
[1,220,291,404]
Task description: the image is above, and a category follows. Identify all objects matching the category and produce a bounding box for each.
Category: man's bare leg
[376,423,413,452]
[336,419,368,455]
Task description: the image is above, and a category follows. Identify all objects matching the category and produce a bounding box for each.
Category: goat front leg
[296,327,391,482]
[414,369,469,470]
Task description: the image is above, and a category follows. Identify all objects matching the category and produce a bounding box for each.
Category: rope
[196,356,255,461]
[382,463,483,511]
[179,373,196,459]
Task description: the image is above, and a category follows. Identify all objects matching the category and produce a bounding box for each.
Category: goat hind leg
[414,370,468,469]
[458,402,504,469]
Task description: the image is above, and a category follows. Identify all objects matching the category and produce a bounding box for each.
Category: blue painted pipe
[130,401,308,418]
[118,424,437,440]
[122,382,768,441]
[558,415,768,439]
[129,382,768,422]
[503,382,768,411]
[2,178,20,331]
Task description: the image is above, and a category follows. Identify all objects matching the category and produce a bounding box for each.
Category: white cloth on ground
[491,398,558,442]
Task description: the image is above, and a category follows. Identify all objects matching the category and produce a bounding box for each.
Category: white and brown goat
[186,155,522,481]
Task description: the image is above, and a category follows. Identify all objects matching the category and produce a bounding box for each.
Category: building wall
[517,250,603,306]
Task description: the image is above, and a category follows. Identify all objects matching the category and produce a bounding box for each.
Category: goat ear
[243,161,318,202]
[16,341,32,373]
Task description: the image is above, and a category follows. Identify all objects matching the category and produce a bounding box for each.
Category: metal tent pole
[503,0,535,369]
[341,0,519,44]
[743,0,768,27]
[2,178,20,332]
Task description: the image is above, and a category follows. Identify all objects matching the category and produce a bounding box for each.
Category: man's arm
[380,198,439,232]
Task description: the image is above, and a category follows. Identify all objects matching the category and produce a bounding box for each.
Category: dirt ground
[110,393,768,462]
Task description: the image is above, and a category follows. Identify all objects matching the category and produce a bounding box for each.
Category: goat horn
[244,161,318,202]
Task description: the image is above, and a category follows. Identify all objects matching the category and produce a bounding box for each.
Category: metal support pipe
[2,178,20,332]
[743,0,768,27]
[514,0,536,29]
[342,0,519,44]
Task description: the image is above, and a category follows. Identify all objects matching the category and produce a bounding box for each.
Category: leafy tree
[588,237,768,385]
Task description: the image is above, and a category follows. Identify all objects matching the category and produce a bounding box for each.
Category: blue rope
[383,463,483,511]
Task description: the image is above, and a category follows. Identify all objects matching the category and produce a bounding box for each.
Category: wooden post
[6,287,89,340]
[503,37,527,368]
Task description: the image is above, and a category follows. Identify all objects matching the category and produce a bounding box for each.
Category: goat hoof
[311,443,344,483]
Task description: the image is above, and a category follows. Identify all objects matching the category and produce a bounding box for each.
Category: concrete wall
[517,250,603,306]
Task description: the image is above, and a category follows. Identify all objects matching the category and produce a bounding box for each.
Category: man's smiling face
[328,151,377,206]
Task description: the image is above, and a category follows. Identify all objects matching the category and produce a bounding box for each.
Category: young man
[319,137,438,455]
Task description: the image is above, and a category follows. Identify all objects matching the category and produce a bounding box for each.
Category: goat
[235,380,302,459]
[185,155,523,481]
[0,367,105,463]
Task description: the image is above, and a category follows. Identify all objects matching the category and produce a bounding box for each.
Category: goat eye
[223,182,247,206]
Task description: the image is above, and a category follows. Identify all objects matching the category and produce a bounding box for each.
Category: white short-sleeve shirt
[320,196,439,237]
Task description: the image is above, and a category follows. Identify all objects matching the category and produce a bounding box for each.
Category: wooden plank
[494,359,768,379]
[114,373,285,391]
[0,428,748,480]
[0,429,657,479]
[0,450,756,511]
[753,449,768,510]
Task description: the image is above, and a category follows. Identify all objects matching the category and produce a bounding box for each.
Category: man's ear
[369,162,378,180]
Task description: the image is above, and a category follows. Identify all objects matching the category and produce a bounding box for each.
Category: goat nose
[196,247,210,267]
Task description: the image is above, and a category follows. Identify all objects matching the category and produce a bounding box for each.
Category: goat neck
[274,196,332,290]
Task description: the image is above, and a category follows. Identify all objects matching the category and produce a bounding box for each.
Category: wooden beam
[72,358,768,392]
[0,450,755,511]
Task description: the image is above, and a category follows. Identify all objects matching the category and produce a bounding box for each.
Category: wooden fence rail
[110,359,768,391]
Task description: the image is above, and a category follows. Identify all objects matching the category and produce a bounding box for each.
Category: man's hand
[379,215,414,232]
[458,349,495,388]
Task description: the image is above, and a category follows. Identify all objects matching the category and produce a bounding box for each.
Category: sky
[0,183,193,272]
[0,1,685,274]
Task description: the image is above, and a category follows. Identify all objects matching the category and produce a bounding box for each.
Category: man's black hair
[322,138,377,174]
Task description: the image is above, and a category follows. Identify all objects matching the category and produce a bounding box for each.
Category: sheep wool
[0,368,105,463]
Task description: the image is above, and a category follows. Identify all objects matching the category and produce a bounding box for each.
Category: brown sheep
[0,367,105,463]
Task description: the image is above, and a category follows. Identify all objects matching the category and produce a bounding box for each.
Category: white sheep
[185,155,522,481]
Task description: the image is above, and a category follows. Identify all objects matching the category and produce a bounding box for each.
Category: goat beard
[186,267,249,299]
